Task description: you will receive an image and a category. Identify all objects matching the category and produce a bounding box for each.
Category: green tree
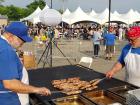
[58,9,63,14]
[25,0,46,17]
[26,0,46,10]
[0,5,7,15]
[5,5,21,21]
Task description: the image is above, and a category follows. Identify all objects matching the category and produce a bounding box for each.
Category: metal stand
[37,36,72,68]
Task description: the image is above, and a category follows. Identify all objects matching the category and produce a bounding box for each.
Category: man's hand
[3,79,51,96]
[106,62,124,79]
[34,87,51,96]
[106,70,115,79]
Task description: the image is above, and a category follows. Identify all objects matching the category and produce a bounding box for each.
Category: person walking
[0,22,51,105]
[106,26,140,87]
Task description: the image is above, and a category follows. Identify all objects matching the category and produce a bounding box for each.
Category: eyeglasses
[18,37,25,43]
[128,37,140,43]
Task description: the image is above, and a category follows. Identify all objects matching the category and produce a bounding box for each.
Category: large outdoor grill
[28,65,138,105]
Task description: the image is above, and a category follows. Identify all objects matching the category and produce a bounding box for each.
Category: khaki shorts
[106,45,114,53]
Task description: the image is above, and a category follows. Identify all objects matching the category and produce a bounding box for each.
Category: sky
[2,0,140,13]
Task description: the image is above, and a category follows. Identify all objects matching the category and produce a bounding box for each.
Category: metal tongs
[93,77,107,86]
[51,90,64,94]
[98,77,107,83]
[51,90,69,94]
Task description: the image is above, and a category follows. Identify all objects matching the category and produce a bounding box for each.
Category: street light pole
[50,0,52,8]
[108,0,111,30]
[50,0,53,66]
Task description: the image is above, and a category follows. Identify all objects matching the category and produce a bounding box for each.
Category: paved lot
[23,38,128,81]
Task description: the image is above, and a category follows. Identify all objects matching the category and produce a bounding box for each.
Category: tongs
[51,91,64,94]
[51,90,68,94]
[92,77,107,86]
[98,77,107,83]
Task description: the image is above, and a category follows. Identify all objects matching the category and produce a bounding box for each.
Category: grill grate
[126,94,140,105]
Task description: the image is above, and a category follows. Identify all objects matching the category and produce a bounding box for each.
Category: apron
[0,36,29,105]
[124,47,140,87]
[17,66,29,105]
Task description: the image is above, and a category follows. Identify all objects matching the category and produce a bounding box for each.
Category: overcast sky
[2,0,140,13]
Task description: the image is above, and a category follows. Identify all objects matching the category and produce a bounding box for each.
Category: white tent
[20,4,50,24]
[110,11,123,22]
[20,7,41,23]
[65,7,99,24]
[62,8,71,24]
[120,9,138,24]
[134,11,140,22]
[42,4,49,11]
[30,4,50,24]
[112,11,121,17]
[93,8,109,24]
[62,8,71,16]
[89,10,97,17]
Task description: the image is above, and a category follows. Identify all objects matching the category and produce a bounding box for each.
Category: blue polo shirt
[104,33,116,46]
[118,44,140,65]
[0,37,23,105]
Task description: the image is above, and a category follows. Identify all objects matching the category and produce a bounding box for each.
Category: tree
[5,5,21,21]
[58,9,63,14]
[26,0,46,10]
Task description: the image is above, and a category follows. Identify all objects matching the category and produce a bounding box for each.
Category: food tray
[108,85,137,98]
[82,90,125,105]
[52,95,94,105]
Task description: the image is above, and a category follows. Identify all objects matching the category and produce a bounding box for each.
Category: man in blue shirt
[106,26,140,87]
[104,28,116,60]
[0,22,51,105]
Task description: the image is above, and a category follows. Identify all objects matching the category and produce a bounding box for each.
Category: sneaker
[105,57,108,60]
[109,57,112,60]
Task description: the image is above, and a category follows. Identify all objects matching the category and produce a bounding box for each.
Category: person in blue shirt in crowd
[104,27,116,60]
[0,22,51,105]
[106,26,140,87]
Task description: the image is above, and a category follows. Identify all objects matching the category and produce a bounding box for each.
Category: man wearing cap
[0,22,51,105]
[106,26,140,87]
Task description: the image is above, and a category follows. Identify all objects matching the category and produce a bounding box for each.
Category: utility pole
[108,0,111,31]
[50,0,52,8]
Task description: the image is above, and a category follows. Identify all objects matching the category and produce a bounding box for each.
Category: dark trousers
[94,44,100,56]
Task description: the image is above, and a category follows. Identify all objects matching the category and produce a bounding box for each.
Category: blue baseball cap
[5,22,32,42]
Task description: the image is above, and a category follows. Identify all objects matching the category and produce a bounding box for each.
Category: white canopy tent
[120,9,138,24]
[20,4,50,24]
[42,4,49,11]
[110,12,124,22]
[62,8,71,16]
[134,11,140,22]
[64,7,99,24]
[62,8,71,24]
[93,8,109,24]
[89,10,97,17]
[20,7,41,23]
[21,5,140,25]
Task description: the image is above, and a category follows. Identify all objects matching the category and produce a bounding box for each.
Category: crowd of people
[0,22,130,61]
